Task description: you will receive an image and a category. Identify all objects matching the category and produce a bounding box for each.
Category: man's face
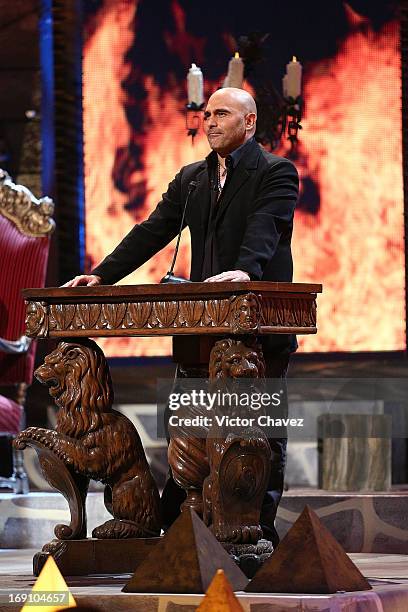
[203,92,251,156]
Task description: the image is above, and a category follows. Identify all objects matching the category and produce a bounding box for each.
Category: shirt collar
[227,136,255,169]
[206,136,255,170]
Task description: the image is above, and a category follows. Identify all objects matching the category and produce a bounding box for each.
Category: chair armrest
[0,336,32,354]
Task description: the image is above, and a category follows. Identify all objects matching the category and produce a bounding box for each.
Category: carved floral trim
[261,297,316,328]
[25,293,317,338]
[0,169,55,237]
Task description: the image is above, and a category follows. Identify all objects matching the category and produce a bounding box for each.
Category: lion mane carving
[209,337,266,379]
[15,339,161,539]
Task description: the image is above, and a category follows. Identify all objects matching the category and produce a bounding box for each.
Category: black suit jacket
[92,139,299,286]
[92,140,299,355]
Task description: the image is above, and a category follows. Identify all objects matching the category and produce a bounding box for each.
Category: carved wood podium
[17,282,321,576]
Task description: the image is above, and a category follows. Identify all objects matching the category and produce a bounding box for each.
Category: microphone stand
[160,181,197,284]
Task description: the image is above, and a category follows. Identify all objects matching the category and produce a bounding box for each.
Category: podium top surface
[23,281,322,302]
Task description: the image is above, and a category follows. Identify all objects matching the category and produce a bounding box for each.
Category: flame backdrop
[82,0,405,357]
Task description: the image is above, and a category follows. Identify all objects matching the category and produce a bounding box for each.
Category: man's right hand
[62,274,102,287]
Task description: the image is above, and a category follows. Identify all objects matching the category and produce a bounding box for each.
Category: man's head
[203,87,257,157]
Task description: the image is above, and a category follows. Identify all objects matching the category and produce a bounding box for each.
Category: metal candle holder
[185,102,205,142]
[282,95,303,151]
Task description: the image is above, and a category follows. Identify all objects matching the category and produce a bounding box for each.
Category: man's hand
[61,274,102,287]
[204,270,250,282]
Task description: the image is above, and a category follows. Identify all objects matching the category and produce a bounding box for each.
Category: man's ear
[245,112,256,130]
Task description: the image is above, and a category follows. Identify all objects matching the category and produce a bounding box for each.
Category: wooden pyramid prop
[123,508,248,593]
[246,505,372,594]
[21,556,76,611]
[197,569,245,612]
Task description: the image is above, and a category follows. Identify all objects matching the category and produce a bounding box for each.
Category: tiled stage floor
[3,489,408,554]
[1,549,408,611]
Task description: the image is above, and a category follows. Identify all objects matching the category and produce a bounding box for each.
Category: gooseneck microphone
[160,180,197,284]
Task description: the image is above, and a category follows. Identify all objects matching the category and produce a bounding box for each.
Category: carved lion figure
[15,339,161,539]
[203,338,271,544]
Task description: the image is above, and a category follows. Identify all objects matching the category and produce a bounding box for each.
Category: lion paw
[239,436,267,449]
[13,428,75,467]
[92,519,158,539]
[213,523,262,544]
[13,435,27,450]
[14,427,57,449]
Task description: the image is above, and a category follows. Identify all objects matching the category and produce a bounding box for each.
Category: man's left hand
[204,270,250,282]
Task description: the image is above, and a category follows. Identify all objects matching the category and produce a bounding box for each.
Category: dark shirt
[200,137,297,356]
[201,137,255,280]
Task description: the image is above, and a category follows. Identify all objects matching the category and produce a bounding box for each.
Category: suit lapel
[189,140,262,227]
[215,140,261,222]
[216,166,251,220]
[190,163,210,229]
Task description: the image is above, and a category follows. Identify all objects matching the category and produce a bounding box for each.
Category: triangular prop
[246,505,371,594]
[123,508,248,593]
[197,569,245,611]
[21,556,76,611]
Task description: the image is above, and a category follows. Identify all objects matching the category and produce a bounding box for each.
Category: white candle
[224,52,244,89]
[187,63,204,106]
[286,56,302,99]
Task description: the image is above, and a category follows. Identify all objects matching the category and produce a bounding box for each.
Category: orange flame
[293,20,404,352]
[83,7,404,356]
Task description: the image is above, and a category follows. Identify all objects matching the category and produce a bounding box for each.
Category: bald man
[66,88,298,288]
[66,87,299,546]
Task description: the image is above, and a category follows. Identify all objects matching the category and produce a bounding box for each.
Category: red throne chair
[0,170,55,493]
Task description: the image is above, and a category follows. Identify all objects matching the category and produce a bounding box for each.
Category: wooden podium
[17,281,321,576]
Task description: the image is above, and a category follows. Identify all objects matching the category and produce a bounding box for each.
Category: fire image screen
[82,1,405,357]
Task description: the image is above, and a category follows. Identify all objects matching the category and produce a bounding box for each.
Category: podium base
[33,537,161,576]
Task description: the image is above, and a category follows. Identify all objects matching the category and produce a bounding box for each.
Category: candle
[224,52,244,89]
[286,56,302,99]
[187,63,204,106]
[282,74,288,98]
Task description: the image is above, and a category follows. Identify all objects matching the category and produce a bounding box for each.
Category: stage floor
[1,549,408,611]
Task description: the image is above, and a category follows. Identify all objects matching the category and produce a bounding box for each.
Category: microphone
[160,180,197,284]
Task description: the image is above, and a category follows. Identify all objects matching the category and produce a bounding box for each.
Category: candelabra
[184,34,303,153]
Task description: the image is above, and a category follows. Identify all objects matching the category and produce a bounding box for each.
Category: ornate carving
[77,303,102,329]
[49,303,76,331]
[167,366,211,516]
[262,296,316,328]
[178,300,205,327]
[153,300,179,327]
[25,293,317,338]
[38,450,88,539]
[230,293,261,333]
[126,301,152,328]
[21,283,321,577]
[168,435,209,516]
[14,339,161,539]
[204,299,231,327]
[204,431,271,544]
[209,337,266,379]
[101,302,127,329]
[25,301,49,338]
[167,336,271,547]
[203,338,271,546]
[33,540,68,577]
[0,169,55,237]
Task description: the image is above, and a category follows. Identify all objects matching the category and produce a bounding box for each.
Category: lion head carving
[209,338,265,379]
[34,339,113,438]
